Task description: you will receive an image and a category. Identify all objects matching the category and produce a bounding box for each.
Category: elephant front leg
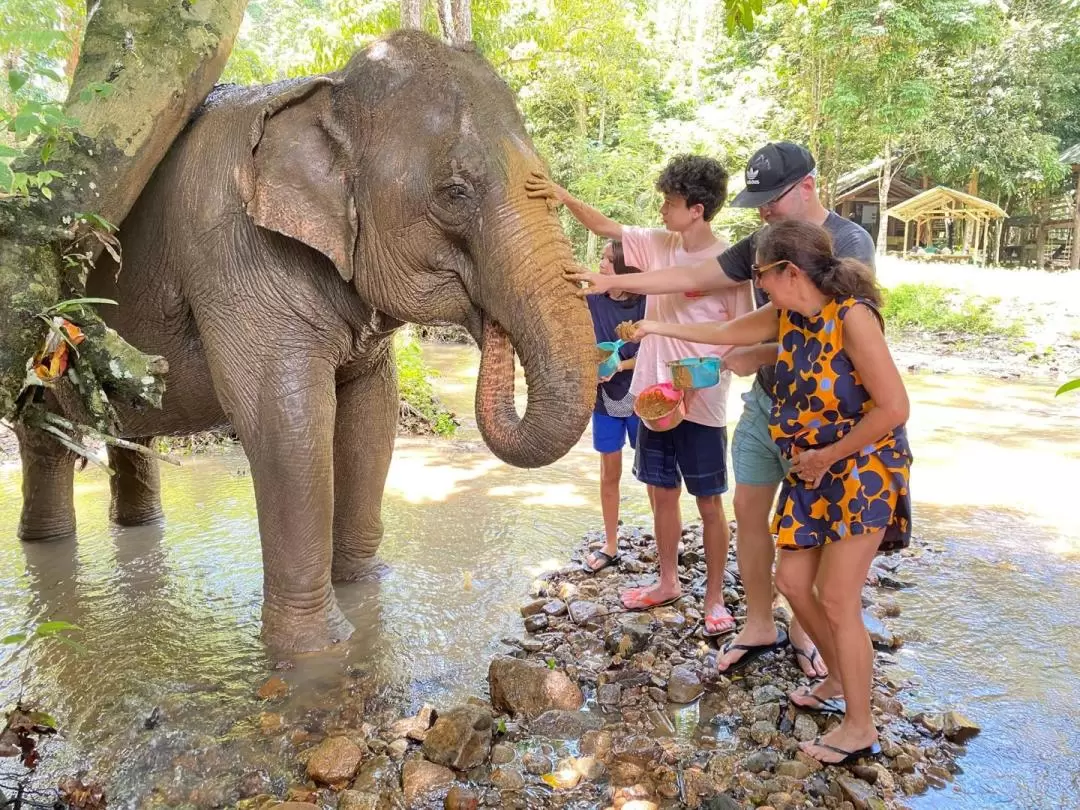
[107,438,164,526]
[208,349,353,653]
[331,356,397,582]
[16,421,77,542]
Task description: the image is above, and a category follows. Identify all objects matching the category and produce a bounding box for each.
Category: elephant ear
[243,77,358,282]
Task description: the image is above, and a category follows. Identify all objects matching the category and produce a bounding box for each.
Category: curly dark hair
[655,155,729,222]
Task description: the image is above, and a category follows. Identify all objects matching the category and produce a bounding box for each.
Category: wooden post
[1071,166,1080,271]
[903,220,910,257]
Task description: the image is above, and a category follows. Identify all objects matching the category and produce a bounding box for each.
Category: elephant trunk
[475,225,595,468]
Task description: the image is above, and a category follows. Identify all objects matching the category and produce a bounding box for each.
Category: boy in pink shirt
[527,156,753,635]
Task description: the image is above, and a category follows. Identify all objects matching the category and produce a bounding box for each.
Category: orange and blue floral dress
[770,297,912,552]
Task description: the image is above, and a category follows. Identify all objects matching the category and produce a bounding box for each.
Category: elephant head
[240,30,595,467]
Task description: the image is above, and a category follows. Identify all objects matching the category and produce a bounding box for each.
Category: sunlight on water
[1,344,1078,806]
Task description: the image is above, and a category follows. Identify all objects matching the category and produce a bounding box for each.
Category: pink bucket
[633,383,687,432]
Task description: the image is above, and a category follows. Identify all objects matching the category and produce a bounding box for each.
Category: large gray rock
[422,705,492,771]
[941,710,981,742]
[488,656,584,719]
[529,709,603,739]
[863,610,899,649]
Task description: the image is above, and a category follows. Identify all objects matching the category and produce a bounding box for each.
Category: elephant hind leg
[331,353,397,582]
[16,421,78,542]
[107,438,164,526]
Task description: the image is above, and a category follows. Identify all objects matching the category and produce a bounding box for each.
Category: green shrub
[881,283,1023,338]
[395,330,457,437]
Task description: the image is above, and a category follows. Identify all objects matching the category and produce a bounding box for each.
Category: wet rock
[893,753,916,773]
[520,598,549,617]
[422,705,492,771]
[387,738,410,760]
[530,708,603,738]
[337,791,379,810]
[488,656,584,719]
[490,743,515,765]
[351,754,400,802]
[545,759,582,789]
[742,750,779,774]
[941,710,980,742]
[401,758,454,806]
[750,719,775,744]
[283,786,318,803]
[667,665,703,704]
[862,611,898,649]
[598,683,622,706]
[306,736,365,785]
[754,702,781,724]
[913,712,944,735]
[653,606,686,631]
[444,785,479,810]
[580,729,614,759]
[542,599,567,617]
[775,760,811,780]
[900,773,928,795]
[271,804,319,810]
[572,756,605,781]
[237,770,272,798]
[793,713,818,742]
[605,613,653,656]
[523,614,549,633]
[568,600,608,629]
[389,705,438,742]
[489,765,526,791]
[837,776,880,809]
[753,684,786,704]
[522,749,554,775]
[257,676,289,700]
[258,712,285,735]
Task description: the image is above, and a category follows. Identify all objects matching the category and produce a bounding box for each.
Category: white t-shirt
[621,227,754,428]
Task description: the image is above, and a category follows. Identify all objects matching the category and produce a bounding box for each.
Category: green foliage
[882,282,1023,338]
[0,0,84,197]
[395,329,457,436]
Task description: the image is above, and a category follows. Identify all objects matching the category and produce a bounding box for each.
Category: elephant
[15,30,596,653]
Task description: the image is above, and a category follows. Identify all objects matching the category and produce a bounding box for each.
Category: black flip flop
[582,550,620,574]
[805,737,881,766]
[716,627,789,674]
[790,685,847,715]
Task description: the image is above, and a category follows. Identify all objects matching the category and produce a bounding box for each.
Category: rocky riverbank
[195,524,979,810]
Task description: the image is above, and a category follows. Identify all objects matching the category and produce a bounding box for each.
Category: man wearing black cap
[569,143,874,678]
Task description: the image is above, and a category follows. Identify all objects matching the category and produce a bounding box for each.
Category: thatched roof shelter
[885,186,1006,262]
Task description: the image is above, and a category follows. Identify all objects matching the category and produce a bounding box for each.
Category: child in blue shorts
[584,241,646,572]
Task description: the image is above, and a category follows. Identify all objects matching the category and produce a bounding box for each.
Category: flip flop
[716,627,789,674]
[620,587,681,611]
[803,737,881,766]
[582,550,620,574]
[702,607,736,639]
[790,684,847,715]
[791,643,828,678]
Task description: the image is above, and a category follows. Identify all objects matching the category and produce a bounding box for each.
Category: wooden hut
[885,186,1007,264]
[831,160,921,251]
[1063,142,1080,270]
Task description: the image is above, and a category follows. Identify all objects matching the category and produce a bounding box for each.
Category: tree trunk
[1071,167,1080,271]
[402,0,424,30]
[452,0,472,46]
[0,0,248,425]
[876,142,893,256]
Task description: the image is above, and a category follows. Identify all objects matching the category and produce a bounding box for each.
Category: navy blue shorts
[592,412,641,454]
[633,420,728,497]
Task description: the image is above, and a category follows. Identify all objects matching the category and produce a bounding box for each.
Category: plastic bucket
[634,383,686,432]
[667,356,722,391]
[597,340,625,379]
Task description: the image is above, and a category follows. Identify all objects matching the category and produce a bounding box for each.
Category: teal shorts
[731,380,790,487]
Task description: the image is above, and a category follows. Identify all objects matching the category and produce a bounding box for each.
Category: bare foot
[621,583,680,610]
[789,623,828,678]
[800,721,879,764]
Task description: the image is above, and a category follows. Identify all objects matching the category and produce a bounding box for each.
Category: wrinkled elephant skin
[15,31,595,653]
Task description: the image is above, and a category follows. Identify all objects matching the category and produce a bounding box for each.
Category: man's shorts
[633,419,728,497]
[732,380,790,487]
[592,411,641,454]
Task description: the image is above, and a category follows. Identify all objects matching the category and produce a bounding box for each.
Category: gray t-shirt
[717,212,876,392]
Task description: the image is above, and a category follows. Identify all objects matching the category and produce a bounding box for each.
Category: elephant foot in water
[331,551,389,583]
[261,590,355,653]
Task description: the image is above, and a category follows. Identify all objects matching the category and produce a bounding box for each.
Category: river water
[1,344,1078,806]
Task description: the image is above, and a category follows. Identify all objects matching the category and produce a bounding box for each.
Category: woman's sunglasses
[751,259,791,282]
